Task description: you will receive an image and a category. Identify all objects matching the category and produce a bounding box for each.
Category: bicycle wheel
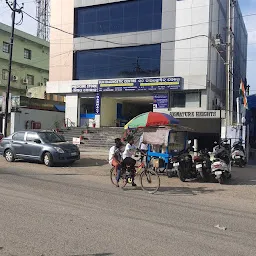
[140,167,160,194]
[110,167,127,188]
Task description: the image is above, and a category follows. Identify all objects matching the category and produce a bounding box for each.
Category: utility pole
[225,0,234,137]
[4,0,23,137]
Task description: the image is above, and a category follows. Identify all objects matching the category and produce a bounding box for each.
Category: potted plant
[54,121,60,132]
[80,131,84,141]
[84,123,89,134]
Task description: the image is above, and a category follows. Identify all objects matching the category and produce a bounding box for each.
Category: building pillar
[65,94,79,127]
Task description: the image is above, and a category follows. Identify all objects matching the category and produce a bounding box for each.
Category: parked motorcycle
[166,155,179,178]
[193,149,211,182]
[210,140,232,184]
[231,141,246,167]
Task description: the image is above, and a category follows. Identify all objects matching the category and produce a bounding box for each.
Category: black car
[0,130,80,167]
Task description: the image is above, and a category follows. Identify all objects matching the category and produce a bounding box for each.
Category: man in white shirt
[109,138,123,187]
[122,136,137,186]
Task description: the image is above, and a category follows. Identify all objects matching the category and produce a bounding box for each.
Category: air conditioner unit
[12,75,18,81]
[39,82,44,86]
[22,78,28,84]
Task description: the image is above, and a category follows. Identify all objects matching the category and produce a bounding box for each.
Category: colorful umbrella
[124,112,179,129]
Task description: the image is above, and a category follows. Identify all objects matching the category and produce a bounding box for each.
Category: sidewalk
[78,146,108,158]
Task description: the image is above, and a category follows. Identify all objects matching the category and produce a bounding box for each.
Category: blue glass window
[74,0,162,37]
[74,44,161,80]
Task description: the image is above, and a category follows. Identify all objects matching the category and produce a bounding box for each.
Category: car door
[24,132,43,160]
[11,132,26,157]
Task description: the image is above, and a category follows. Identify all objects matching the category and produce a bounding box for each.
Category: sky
[0,0,255,93]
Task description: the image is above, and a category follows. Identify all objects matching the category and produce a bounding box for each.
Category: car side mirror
[34,139,41,144]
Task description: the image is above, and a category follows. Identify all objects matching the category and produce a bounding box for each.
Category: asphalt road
[0,156,255,256]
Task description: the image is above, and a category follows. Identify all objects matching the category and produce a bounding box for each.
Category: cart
[141,126,193,174]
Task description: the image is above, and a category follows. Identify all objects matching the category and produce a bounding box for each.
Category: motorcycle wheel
[218,176,224,184]
[199,169,209,182]
[178,170,186,182]
[239,160,246,168]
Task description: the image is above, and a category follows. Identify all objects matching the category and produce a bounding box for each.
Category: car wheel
[43,152,54,167]
[5,149,15,162]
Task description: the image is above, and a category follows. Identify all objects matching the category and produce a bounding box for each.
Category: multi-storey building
[47,0,247,145]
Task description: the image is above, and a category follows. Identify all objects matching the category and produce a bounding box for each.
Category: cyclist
[122,135,137,187]
[109,138,123,187]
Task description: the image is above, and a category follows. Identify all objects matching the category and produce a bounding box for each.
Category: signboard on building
[153,94,169,109]
[170,110,225,119]
[98,77,182,92]
[72,84,98,93]
[95,93,101,115]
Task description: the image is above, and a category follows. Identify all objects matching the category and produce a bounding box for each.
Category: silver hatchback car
[0,130,80,167]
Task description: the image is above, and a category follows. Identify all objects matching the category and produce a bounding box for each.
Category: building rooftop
[0,22,49,48]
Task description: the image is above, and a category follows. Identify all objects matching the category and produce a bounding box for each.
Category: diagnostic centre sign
[71,76,182,93]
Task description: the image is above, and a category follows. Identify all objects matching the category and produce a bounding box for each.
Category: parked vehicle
[0,133,3,141]
[0,130,80,167]
[231,141,246,167]
[210,140,231,184]
[193,149,211,182]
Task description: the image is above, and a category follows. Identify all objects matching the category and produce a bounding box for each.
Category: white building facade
[47,0,247,144]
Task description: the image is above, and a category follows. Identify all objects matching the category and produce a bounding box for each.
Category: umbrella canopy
[124,112,179,130]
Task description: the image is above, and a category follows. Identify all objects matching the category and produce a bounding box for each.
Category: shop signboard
[72,84,98,93]
[169,110,226,119]
[95,93,101,115]
[153,94,169,109]
[98,77,182,92]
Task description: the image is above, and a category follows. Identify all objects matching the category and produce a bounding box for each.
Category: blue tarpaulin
[54,104,65,112]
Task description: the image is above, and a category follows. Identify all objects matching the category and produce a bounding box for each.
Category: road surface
[0,157,255,256]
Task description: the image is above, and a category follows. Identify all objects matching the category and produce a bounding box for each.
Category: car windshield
[38,132,65,143]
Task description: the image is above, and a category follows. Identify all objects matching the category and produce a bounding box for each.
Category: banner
[95,93,101,115]
[153,94,169,109]
[98,77,182,92]
[72,84,98,93]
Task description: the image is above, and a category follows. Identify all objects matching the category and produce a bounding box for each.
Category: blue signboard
[95,93,101,114]
[72,84,98,93]
[153,94,169,109]
[98,77,182,92]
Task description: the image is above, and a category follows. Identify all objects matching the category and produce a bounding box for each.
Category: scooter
[231,141,246,167]
[210,140,232,184]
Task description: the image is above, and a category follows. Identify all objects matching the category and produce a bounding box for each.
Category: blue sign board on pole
[153,94,169,109]
[95,93,101,114]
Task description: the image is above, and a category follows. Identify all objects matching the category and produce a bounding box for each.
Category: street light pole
[4,0,17,137]
[4,0,23,137]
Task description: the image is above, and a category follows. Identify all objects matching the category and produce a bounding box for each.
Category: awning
[54,104,65,112]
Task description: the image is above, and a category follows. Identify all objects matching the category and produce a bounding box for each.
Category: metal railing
[65,118,76,128]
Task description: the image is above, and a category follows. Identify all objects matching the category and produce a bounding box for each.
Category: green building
[0,22,49,96]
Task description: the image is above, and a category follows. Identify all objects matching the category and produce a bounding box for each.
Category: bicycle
[110,151,160,194]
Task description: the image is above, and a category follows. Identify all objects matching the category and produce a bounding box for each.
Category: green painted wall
[0,22,49,96]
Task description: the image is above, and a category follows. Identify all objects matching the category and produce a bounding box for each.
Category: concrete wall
[10,108,65,134]
[65,94,79,126]
[49,0,74,81]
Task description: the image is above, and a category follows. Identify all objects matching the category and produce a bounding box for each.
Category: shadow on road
[70,254,113,256]
[157,186,224,195]
[71,158,108,167]
[226,167,256,186]
[13,158,108,168]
